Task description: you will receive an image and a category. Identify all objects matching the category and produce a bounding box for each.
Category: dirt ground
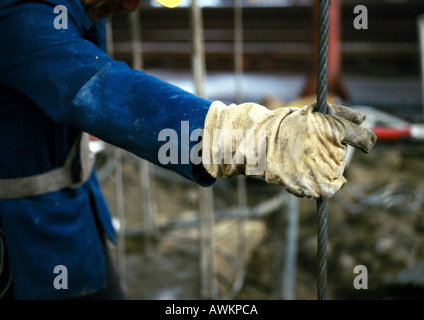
[97,134,424,300]
[240,141,424,300]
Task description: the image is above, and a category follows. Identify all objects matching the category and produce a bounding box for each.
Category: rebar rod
[231,0,248,300]
[130,8,158,251]
[418,14,424,120]
[107,19,126,290]
[191,0,218,299]
[191,0,206,98]
[130,9,143,70]
[113,147,126,289]
[234,0,243,105]
[316,0,330,301]
[282,195,299,300]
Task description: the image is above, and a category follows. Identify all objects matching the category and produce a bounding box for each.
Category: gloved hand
[201,101,377,199]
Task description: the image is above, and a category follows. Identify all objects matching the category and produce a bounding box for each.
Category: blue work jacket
[0,0,214,299]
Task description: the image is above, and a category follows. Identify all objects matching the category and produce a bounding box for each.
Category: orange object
[372,125,424,141]
[301,0,349,101]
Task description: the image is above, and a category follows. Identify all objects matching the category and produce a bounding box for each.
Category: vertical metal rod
[233,0,248,299]
[130,9,143,70]
[130,8,158,250]
[418,14,424,120]
[191,0,218,299]
[315,0,330,300]
[198,186,217,299]
[139,160,158,248]
[234,0,243,105]
[113,147,126,289]
[106,19,115,58]
[191,0,206,98]
[107,19,126,290]
[281,195,299,300]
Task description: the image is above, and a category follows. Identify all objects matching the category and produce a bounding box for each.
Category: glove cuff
[201,101,294,180]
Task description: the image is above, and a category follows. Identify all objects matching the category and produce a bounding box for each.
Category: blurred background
[92,0,424,300]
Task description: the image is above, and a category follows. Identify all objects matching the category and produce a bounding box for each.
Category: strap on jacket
[0,133,94,199]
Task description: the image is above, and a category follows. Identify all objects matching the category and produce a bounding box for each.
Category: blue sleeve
[0,1,215,186]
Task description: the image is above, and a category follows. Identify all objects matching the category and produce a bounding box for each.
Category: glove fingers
[327,104,366,125]
[309,103,367,125]
[283,174,346,199]
[333,116,377,153]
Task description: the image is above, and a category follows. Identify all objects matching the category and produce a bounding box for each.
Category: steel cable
[316,0,330,301]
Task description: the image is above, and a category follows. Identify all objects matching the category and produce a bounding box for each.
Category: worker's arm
[0,1,215,186]
[0,1,376,198]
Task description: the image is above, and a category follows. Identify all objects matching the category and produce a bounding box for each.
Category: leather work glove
[201,101,377,199]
